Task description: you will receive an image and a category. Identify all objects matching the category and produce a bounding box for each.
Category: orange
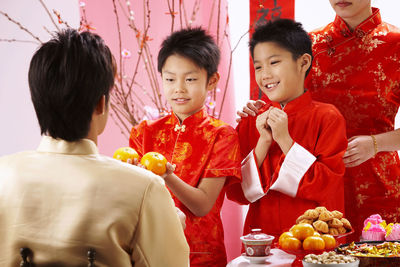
[278,231,294,246]
[291,223,315,241]
[280,237,302,250]
[140,152,167,175]
[113,147,139,163]
[313,232,321,236]
[321,234,336,250]
[302,236,325,250]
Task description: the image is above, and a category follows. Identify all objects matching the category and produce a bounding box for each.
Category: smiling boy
[226,19,348,239]
[129,28,241,267]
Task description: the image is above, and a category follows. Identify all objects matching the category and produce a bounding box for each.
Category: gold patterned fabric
[305,7,400,239]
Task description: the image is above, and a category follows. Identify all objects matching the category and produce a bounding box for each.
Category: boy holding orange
[129,28,242,267]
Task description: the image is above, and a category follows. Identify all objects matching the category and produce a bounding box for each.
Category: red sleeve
[297,111,347,207]
[203,126,242,183]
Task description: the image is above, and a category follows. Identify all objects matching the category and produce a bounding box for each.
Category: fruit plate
[335,240,400,267]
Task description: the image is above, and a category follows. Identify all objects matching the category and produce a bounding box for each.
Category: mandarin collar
[260,91,312,116]
[37,136,99,155]
[333,7,381,37]
[171,107,208,127]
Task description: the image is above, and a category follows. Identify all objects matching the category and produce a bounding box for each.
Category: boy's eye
[164,78,174,82]
[254,65,261,70]
[186,78,197,82]
[271,60,280,65]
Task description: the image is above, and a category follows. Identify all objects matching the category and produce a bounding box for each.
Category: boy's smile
[161,54,219,122]
[253,41,309,106]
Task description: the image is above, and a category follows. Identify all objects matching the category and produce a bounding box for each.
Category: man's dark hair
[249,19,313,76]
[157,27,220,79]
[28,28,115,141]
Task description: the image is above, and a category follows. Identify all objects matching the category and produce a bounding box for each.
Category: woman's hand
[343,135,375,167]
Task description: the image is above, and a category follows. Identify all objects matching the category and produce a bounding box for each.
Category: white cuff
[241,150,265,203]
[270,143,316,197]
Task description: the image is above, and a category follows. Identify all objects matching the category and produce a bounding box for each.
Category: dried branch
[0,11,43,43]
[38,0,60,31]
[0,38,39,44]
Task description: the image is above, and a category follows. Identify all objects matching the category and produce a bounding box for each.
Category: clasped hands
[255,105,293,155]
[238,99,376,167]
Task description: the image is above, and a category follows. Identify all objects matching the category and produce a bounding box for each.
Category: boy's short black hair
[28,28,116,141]
[157,27,220,79]
[250,19,313,77]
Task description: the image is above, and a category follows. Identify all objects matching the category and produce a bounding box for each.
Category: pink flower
[121,49,131,59]
[79,2,86,7]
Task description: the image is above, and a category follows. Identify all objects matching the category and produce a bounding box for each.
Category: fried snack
[331,210,343,219]
[304,209,320,220]
[319,211,334,222]
[315,206,328,214]
[329,227,340,235]
[296,214,308,224]
[338,226,347,234]
[341,218,352,230]
[328,218,344,228]
[298,219,314,225]
[313,220,329,234]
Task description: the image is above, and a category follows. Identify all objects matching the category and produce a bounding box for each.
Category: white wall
[0,1,78,156]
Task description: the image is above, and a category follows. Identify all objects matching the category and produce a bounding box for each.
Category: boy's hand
[162,162,176,181]
[175,207,186,230]
[236,99,266,122]
[126,157,139,165]
[267,107,293,154]
[256,109,273,143]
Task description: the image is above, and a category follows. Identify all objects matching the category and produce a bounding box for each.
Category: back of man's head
[28,28,115,142]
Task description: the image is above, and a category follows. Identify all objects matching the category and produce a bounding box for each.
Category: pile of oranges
[279,223,336,251]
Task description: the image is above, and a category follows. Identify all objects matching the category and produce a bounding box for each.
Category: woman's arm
[343,129,400,167]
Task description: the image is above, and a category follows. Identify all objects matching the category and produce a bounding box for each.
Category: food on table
[279,223,337,252]
[386,223,400,241]
[295,207,353,235]
[280,236,302,250]
[337,241,400,257]
[292,223,315,241]
[140,152,168,175]
[303,236,325,250]
[303,251,357,264]
[313,220,329,234]
[361,214,400,241]
[321,234,337,250]
[363,214,385,227]
[113,147,139,163]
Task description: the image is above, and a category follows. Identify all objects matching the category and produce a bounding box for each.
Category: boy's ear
[299,53,312,73]
[207,72,220,91]
[95,95,106,115]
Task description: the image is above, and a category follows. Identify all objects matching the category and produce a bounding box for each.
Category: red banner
[249,0,295,100]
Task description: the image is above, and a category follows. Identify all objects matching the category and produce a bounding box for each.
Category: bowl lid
[241,228,274,241]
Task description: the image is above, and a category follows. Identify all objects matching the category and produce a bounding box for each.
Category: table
[227,248,296,267]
